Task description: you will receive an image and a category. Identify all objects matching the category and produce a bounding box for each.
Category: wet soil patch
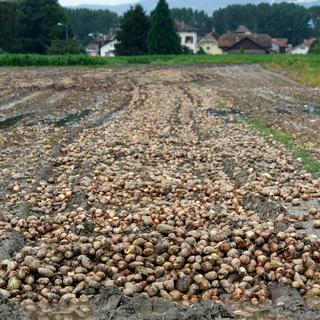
[0,295,32,320]
[70,221,95,236]
[87,90,133,129]
[54,109,91,127]
[222,157,248,187]
[286,199,320,237]
[275,107,292,115]
[92,286,236,320]
[301,104,320,116]
[244,194,285,220]
[0,230,26,261]
[205,108,243,117]
[263,284,320,320]
[0,114,25,130]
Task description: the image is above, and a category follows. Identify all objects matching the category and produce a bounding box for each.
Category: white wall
[290,45,310,55]
[271,43,280,53]
[179,31,198,53]
[100,40,117,57]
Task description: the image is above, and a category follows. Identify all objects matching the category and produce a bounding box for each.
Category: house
[176,21,198,53]
[271,38,289,53]
[85,34,118,57]
[198,31,223,55]
[85,43,99,57]
[100,36,118,57]
[219,25,272,54]
[290,38,317,54]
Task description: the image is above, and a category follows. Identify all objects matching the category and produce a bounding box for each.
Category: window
[185,36,193,44]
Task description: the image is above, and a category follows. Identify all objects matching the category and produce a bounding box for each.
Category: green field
[0,53,320,86]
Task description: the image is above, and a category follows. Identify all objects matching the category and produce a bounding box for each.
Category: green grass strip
[0,53,319,68]
[252,118,320,174]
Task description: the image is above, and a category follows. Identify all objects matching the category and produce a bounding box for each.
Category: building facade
[198,32,222,55]
[176,21,198,53]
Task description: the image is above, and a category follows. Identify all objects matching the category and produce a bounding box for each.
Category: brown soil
[0,65,320,320]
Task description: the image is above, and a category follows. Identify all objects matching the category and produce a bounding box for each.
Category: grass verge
[252,118,320,174]
[0,52,318,67]
[266,57,320,87]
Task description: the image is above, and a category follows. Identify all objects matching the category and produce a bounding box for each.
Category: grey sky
[59,0,137,6]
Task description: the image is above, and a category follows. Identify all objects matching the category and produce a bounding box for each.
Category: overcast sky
[59,0,137,6]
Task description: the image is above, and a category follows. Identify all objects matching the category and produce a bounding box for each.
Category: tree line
[67,4,320,46]
[0,0,81,54]
[1,0,320,54]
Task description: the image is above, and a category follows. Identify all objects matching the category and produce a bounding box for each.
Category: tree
[310,39,320,54]
[309,6,320,37]
[171,8,213,36]
[147,0,181,55]
[66,8,118,46]
[115,5,150,56]
[17,0,73,53]
[0,1,19,52]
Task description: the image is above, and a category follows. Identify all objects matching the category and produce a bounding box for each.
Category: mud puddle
[205,108,243,117]
[0,114,26,129]
[54,109,91,127]
[204,108,248,124]
[275,107,292,115]
[301,104,320,116]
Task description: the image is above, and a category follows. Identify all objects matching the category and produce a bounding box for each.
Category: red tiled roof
[219,33,272,49]
[225,37,270,53]
[200,32,220,43]
[304,38,317,46]
[272,38,288,47]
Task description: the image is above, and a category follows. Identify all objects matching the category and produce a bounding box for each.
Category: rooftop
[176,21,198,33]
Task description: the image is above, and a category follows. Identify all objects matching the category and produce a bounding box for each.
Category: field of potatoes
[0,65,320,320]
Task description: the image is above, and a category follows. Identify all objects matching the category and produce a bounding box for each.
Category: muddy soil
[0,65,320,319]
[91,285,236,320]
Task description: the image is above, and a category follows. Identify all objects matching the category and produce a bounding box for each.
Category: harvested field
[0,65,320,320]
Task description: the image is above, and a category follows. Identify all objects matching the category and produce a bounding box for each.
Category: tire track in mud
[0,91,42,111]
[179,84,205,142]
[1,81,137,217]
[25,78,147,216]
[178,84,279,217]
[62,81,151,214]
[0,90,69,129]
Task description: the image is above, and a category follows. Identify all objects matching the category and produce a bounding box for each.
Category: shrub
[310,39,320,54]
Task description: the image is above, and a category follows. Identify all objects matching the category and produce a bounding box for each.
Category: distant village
[85,22,318,57]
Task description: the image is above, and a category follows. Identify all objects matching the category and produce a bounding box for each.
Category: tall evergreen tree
[0,1,18,52]
[147,0,181,55]
[17,0,73,53]
[115,5,150,56]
